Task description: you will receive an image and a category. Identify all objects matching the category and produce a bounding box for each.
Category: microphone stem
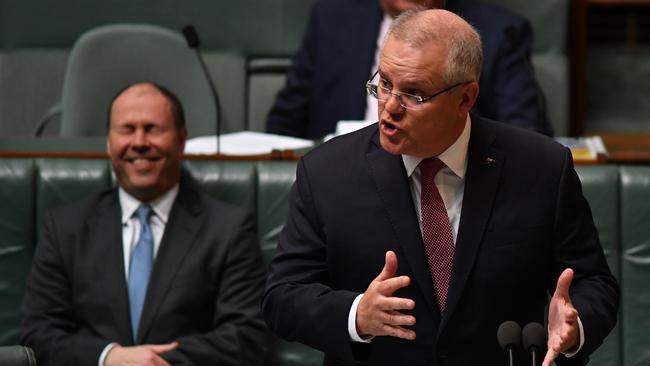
[532,348,537,366]
[508,348,515,366]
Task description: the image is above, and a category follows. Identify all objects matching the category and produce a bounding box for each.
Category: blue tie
[128,205,153,340]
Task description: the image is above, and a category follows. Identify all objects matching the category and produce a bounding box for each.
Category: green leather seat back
[183,161,256,213]
[256,161,297,263]
[257,161,323,366]
[0,159,35,345]
[576,166,621,366]
[35,158,112,237]
[620,166,650,366]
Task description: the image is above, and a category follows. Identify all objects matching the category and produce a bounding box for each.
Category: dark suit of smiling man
[21,82,268,366]
[262,8,618,366]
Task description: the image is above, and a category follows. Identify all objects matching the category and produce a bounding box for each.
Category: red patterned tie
[419,158,455,313]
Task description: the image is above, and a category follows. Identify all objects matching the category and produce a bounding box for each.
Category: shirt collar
[402,115,471,178]
[119,184,180,225]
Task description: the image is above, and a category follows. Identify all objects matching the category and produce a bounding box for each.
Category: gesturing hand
[105,342,178,366]
[355,251,416,340]
[543,268,580,366]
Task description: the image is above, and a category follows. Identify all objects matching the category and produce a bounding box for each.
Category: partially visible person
[21,82,268,366]
[266,0,552,139]
[263,8,617,366]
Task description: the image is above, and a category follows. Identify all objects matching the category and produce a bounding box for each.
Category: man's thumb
[376,251,398,281]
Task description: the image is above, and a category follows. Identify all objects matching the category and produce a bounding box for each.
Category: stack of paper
[185,131,314,156]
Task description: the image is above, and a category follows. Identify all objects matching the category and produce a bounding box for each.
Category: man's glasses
[365,70,470,110]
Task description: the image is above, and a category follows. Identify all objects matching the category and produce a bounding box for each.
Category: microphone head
[497,320,522,350]
[522,322,546,352]
[182,25,200,48]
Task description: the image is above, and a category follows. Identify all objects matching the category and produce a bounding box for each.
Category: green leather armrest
[0,346,37,366]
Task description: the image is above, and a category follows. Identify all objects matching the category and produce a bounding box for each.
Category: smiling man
[21,82,268,366]
[263,9,618,366]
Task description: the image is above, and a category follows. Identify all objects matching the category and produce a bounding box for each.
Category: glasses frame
[365,69,471,109]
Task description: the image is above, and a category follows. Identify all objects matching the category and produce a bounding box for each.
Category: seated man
[266,0,552,139]
[21,82,268,366]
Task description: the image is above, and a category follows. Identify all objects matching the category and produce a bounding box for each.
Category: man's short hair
[106,81,186,131]
[386,8,483,84]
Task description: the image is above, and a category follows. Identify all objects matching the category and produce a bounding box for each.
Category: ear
[458,81,479,114]
[178,126,188,151]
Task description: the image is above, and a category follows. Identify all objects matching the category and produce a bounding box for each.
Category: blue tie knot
[135,205,153,226]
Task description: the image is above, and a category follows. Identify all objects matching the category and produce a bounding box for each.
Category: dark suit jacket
[262,116,618,365]
[266,0,552,139]
[21,178,268,366]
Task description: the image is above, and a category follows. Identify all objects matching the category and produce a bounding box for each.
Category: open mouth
[380,121,399,135]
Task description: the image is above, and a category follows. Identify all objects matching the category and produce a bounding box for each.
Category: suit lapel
[87,191,133,344]
[366,133,440,321]
[136,185,202,342]
[439,119,504,332]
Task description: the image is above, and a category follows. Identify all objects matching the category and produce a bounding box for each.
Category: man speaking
[262,8,618,366]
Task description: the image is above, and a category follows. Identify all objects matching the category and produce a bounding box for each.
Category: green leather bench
[0,158,648,366]
[0,157,322,366]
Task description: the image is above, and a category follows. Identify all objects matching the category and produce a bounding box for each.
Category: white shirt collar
[119,184,180,224]
[402,115,471,178]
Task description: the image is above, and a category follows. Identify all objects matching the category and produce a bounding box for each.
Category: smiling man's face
[107,83,187,202]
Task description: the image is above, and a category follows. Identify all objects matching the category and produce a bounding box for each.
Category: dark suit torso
[263,117,617,365]
[266,0,552,139]
[21,179,268,366]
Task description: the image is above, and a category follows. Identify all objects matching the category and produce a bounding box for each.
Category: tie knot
[135,205,152,225]
[419,158,445,180]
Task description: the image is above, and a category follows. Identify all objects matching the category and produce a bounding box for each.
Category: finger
[377,275,411,294]
[375,251,398,282]
[553,268,574,300]
[379,310,416,327]
[542,348,559,366]
[380,323,417,340]
[378,296,415,311]
[146,342,179,354]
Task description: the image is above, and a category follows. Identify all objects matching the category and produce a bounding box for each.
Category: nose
[131,128,150,152]
[383,92,405,114]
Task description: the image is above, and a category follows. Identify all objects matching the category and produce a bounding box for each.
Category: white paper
[184,131,314,156]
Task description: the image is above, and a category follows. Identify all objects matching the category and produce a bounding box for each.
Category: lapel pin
[485,157,497,167]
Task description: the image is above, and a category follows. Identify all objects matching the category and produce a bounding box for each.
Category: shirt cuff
[348,294,374,343]
[562,316,585,358]
[98,342,119,366]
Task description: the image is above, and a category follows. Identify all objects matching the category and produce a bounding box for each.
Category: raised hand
[356,251,416,340]
[543,268,580,366]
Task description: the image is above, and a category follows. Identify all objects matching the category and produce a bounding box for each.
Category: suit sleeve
[262,159,362,363]
[20,212,110,366]
[550,148,619,364]
[492,18,553,136]
[265,2,320,138]
[163,212,269,366]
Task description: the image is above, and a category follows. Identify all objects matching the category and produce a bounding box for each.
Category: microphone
[182,24,222,155]
[522,322,546,366]
[497,320,522,366]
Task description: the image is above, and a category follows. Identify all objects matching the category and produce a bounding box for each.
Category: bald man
[263,9,617,366]
[21,82,268,366]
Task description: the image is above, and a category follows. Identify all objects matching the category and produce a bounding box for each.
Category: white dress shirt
[98,185,179,366]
